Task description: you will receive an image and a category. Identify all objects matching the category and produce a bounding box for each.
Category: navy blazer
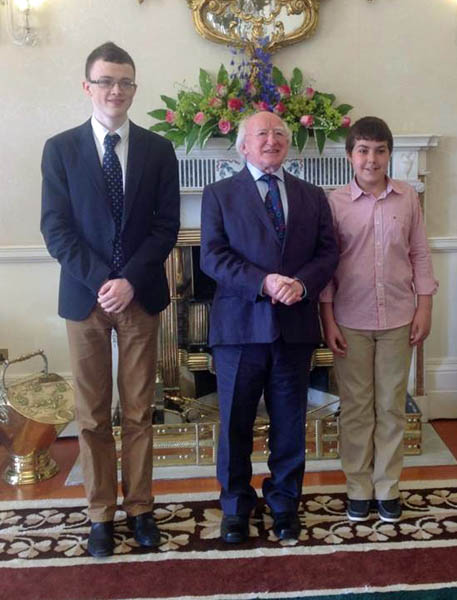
[200,166,338,346]
[41,119,180,320]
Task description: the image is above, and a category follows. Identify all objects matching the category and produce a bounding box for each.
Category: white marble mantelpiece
[176,135,439,229]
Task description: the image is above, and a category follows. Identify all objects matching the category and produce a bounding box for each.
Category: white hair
[235,112,292,159]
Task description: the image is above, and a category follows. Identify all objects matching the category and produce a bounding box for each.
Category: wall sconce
[1,0,45,46]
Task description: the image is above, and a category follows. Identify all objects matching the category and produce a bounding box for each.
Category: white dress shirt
[91,116,129,191]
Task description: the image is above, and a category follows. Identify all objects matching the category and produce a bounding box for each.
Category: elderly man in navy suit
[200,111,338,543]
[41,42,180,557]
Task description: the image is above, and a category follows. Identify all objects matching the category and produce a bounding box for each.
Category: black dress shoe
[272,512,301,540]
[127,512,161,547]
[220,514,249,544]
[87,521,114,557]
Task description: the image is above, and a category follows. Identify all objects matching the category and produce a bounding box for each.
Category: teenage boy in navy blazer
[41,42,180,557]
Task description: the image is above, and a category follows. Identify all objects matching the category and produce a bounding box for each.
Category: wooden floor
[1,420,457,502]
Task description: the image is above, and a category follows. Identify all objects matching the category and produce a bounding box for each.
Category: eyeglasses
[88,78,137,91]
[248,129,287,140]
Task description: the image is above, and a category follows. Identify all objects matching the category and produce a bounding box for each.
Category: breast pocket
[385,214,409,245]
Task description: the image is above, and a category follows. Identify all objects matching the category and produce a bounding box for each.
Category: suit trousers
[213,339,313,516]
[334,324,412,501]
[66,300,159,522]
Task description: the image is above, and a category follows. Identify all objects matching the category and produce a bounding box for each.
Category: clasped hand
[98,278,134,313]
[263,274,303,306]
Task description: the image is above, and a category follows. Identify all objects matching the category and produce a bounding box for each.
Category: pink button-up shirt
[320,178,438,330]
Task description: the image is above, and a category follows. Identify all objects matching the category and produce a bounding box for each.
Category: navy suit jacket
[200,166,338,346]
[41,119,180,320]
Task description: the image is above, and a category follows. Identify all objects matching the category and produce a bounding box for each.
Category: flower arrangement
[148,45,352,154]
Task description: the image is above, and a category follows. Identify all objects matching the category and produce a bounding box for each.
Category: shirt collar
[91,115,130,147]
[350,176,400,201]
[246,162,285,183]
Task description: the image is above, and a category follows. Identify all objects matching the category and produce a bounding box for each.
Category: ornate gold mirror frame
[187,0,321,55]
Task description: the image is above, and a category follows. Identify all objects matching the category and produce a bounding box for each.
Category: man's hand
[263,274,303,306]
[410,295,433,346]
[98,278,134,313]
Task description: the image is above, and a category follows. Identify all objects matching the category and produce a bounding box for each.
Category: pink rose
[216,84,228,98]
[300,114,314,128]
[274,101,286,115]
[277,85,291,99]
[341,116,351,128]
[193,111,206,126]
[165,109,175,124]
[218,119,232,135]
[305,87,315,99]
[253,101,269,111]
[227,97,243,111]
[209,96,223,108]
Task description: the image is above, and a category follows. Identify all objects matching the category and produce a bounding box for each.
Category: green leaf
[148,109,168,120]
[290,68,303,94]
[336,103,353,116]
[164,130,186,147]
[296,126,309,153]
[229,76,242,95]
[186,123,200,154]
[199,118,217,147]
[217,64,229,85]
[149,122,173,133]
[315,129,327,154]
[319,92,336,103]
[272,66,287,86]
[331,126,350,140]
[199,68,213,95]
[326,131,341,143]
[160,95,177,111]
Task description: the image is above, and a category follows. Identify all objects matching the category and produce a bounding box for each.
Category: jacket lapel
[283,170,302,247]
[123,121,147,229]
[77,120,107,201]
[234,166,281,247]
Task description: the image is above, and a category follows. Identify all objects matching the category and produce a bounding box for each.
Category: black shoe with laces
[347,499,371,522]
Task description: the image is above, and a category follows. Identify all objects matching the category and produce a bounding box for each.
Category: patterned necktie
[103,133,124,273]
[260,173,286,244]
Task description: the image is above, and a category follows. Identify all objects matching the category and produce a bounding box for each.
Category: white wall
[0,0,456,410]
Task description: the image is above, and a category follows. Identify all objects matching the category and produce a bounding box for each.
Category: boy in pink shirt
[320,117,438,522]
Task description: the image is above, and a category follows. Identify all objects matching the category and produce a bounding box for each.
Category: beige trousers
[66,301,159,522]
[334,324,412,501]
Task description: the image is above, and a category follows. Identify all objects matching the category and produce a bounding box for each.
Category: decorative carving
[187,0,321,55]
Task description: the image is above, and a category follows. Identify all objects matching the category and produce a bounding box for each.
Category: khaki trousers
[334,324,412,500]
[66,301,159,522]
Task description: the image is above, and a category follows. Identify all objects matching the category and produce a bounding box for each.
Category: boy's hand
[320,302,347,357]
[98,278,134,313]
[323,319,348,357]
[410,295,433,346]
[410,309,432,345]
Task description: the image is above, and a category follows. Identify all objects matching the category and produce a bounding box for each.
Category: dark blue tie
[260,174,286,244]
[103,133,124,273]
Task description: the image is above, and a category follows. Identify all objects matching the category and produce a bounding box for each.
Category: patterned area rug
[2,481,457,600]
